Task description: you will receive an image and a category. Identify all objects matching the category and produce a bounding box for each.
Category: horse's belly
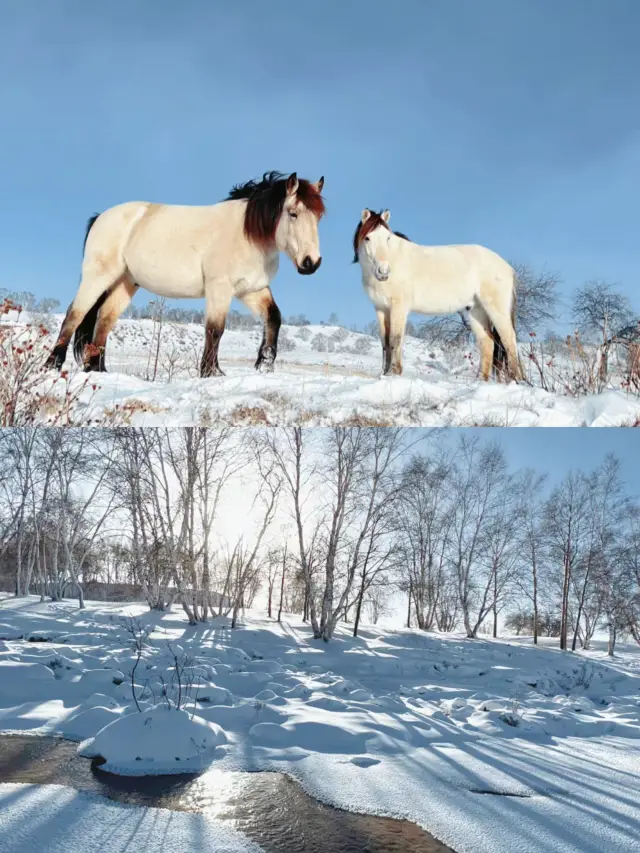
[126,256,205,299]
[413,281,476,315]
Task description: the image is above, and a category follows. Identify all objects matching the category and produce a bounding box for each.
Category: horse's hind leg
[479,290,523,381]
[83,277,138,372]
[240,288,282,373]
[201,281,233,377]
[45,264,126,370]
[467,301,495,381]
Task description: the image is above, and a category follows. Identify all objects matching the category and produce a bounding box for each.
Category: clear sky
[1,1,639,330]
[433,426,640,492]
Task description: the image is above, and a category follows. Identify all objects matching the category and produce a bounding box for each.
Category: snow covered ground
[0,595,638,853]
[5,312,640,426]
[0,783,261,853]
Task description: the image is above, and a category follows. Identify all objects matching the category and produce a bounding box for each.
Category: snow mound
[78,669,125,689]
[78,705,228,774]
[0,623,23,640]
[0,661,56,702]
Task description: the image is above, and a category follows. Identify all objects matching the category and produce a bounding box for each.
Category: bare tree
[397,451,455,631]
[543,471,590,651]
[512,263,560,336]
[449,438,512,638]
[573,280,635,342]
[514,470,548,644]
[265,428,409,642]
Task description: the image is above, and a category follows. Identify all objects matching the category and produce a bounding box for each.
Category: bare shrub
[277,332,296,352]
[351,336,374,355]
[0,299,95,426]
[331,327,349,344]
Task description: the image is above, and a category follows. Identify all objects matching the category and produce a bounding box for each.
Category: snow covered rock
[78,704,228,774]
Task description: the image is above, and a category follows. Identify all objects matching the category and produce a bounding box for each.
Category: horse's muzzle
[375,264,391,282]
[297,256,322,275]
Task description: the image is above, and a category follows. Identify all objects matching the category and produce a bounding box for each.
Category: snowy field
[0,595,638,853]
[5,312,640,426]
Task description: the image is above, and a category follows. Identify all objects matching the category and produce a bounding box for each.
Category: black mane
[224,171,325,248]
[226,170,288,202]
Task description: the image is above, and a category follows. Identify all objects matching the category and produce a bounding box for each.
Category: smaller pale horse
[45,171,325,377]
[353,209,522,380]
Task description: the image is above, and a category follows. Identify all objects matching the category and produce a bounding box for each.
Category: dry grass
[103,399,168,425]
[228,405,272,426]
[342,412,394,427]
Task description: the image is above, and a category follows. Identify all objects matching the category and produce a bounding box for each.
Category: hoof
[44,349,66,371]
[255,347,276,373]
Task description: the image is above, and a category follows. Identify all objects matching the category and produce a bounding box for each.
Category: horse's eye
[289,211,298,219]
[364,236,370,242]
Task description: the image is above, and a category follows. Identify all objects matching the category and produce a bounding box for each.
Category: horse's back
[454,244,513,280]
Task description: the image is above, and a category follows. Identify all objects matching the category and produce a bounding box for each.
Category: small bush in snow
[0,299,95,426]
[278,333,296,352]
[311,333,335,353]
[296,326,312,341]
[352,336,374,354]
[331,327,349,343]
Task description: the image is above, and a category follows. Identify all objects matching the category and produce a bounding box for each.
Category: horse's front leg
[376,308,391,374]
[386,302,407,376]
[201,283,232,378]
[240,288,282,373]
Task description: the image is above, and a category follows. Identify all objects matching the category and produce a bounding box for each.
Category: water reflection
[0,736,456,853]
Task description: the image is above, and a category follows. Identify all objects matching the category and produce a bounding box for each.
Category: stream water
[0,735,456,853]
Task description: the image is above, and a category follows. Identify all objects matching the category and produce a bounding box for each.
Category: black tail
[83,213,100,251]
[72,290,110,367]
[491,325,508,380]
[72,214,103,367]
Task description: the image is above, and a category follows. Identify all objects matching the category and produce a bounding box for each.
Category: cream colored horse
[354,209,522,380]
[45,172,325,376]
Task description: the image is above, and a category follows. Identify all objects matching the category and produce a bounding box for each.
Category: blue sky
[1,1,639,330]
[432,427,640,492]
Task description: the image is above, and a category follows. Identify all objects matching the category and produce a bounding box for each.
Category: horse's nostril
[298,256,321,275]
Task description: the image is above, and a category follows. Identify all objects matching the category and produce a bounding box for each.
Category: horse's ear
[314,176,324,193]
[286,173,299,196]
[361,209,371,223]
[381,209,391,223]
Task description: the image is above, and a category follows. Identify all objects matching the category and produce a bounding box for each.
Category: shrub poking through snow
[121,616,152,712]
[0,298,97,426]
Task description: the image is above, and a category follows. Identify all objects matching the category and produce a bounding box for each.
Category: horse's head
[276,173,325,275]
[229,171,325,274]
[353,209,392,281]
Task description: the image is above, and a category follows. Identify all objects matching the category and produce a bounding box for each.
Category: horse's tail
[83,213,100,253]
[491,269,518,379]
[491,324,508,378]
[72,214,104,367]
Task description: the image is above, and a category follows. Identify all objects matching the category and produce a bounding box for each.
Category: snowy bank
[0,596,639,853]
